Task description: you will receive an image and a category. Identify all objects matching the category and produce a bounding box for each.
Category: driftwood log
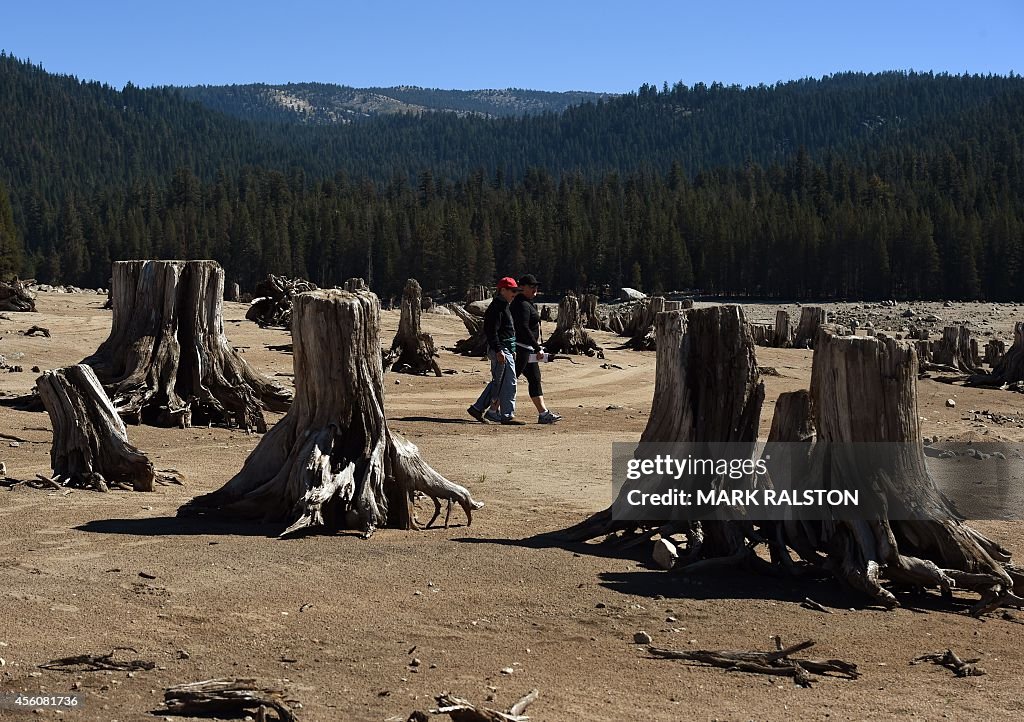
[0,279,36,312]
[564,307,1024,613]
[385,279,442,376]
[793,306,827,348]
[181,290,482,538]
[163,678,296,721]
[85,260,292,430]
[245,274,317,328]
[37,364,155,491]
[450,302,488,356]
[544,292,604,357]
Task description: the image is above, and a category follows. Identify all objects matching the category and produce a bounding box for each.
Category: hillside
[174,82,613,123]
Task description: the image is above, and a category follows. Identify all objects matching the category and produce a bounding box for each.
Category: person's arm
[483,300,501,353]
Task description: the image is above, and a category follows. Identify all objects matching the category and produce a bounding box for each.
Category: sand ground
[1,294,1022,721]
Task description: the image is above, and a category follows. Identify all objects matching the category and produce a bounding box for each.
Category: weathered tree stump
[544,292,604,357]
[0,279,36,312]
[970,322,1024,388]
[540,304,556,323]
[85,260,292,430]
[581,293,609,331]
[625,296,666,350]
[385,279,442,376]
[225,282,241,302]
[450,303,488,356]
[984,339,1006,367]
[37,364,155,491]
[563,305,764,543]
[343,277,368,292]
[564,313,1023,612]
[930,325,981,372]
[465,284,489,303]
[793,306,827,348]
[773,310,793,348]
[804,330,1022,612]
[181,290,482,538]
[750,323,774,347]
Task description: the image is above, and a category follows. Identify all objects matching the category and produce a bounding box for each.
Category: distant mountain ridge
[174,82,614,123]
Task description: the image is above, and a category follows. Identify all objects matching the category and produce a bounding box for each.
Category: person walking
[467,277,525,425]
[510,274,562,424]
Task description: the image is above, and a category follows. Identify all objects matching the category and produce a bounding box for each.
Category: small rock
[410,658,421,667]
[652,538,678,570]
[945,399,956,408]
[500,667,515,675]
[595,602,607,608]
[666,616,677,623]
[633,631,652,644]
[605,404,623,411]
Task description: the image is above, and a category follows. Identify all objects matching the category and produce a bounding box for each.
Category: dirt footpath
[0,295,1022,721]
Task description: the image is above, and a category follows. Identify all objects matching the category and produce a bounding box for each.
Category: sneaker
[467,406,488,423]
[484,409,502,423]
[539,410,562,424]
[500,417,526,426]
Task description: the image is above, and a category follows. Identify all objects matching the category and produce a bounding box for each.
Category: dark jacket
[510,293,542,353]
[483,294,516,353]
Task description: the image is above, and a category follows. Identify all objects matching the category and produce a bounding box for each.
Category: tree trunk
[750,323,774,346]
[793,306,827,348]
[37,364,155,491]
[563,305,764,542]
[181,290,482,538]
[343,277,368,292]
[581,293,608,331]
[245,274,317,328]
[0,279,36,312]
[984,339,1006,367]
[970,322,1024,388]
[773,310,793,348]
[385,279,441,376]
[544,292,604,357]
[465,284,489,303]
[85,260,292,431]
[626,296,666,350]
[225,282,241,302]
[450,303,488,356]
[931,325,981,372]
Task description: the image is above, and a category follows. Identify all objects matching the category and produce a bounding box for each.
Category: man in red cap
[467,277,526,425]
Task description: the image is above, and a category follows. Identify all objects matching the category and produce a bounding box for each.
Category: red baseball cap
[497,277,519,290]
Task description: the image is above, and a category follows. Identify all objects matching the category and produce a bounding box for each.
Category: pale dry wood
[450,302,488,356]
[85,260,291,430]
[385,279,442,376]
[774,309,793,348]
[970,322,1024,389]
[793,306,827,348]
[625,296,666,350]
[911,649,986,677]
[429,689,539,722]
[181,290,481,538]
[37,364,155,492]
[163,678,296,721]
[543,292,604,357]
[245,274,317,328]
[0,279,36,312]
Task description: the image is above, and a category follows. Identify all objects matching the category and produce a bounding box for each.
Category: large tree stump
[793,307,827,348]
[37,364,155,491]
[225,282,241,302]
[564,305,764,543]
[0,279,36,312]
[970,322,1024,389]
[343,277,368,292]
[544,292,604,357]
[984,339,1006,367]
[385,279,442,376]
[930,325,981,372]
[245,274,317,328]
[180,290,482,538]
[465,284,489,303]
[85,260,292,430]
[625,296,666,350]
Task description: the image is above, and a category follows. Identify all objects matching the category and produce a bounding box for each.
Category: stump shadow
[392,416,480,425]
[77,516,286,538]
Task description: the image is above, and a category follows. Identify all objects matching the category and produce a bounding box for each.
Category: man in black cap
[510,274,562,424]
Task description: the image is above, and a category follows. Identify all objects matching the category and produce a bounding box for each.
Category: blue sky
[4,1,1021,91]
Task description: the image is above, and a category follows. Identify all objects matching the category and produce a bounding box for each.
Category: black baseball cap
[518,274,540,287]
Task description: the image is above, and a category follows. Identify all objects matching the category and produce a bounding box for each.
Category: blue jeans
[471,347,517,420]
